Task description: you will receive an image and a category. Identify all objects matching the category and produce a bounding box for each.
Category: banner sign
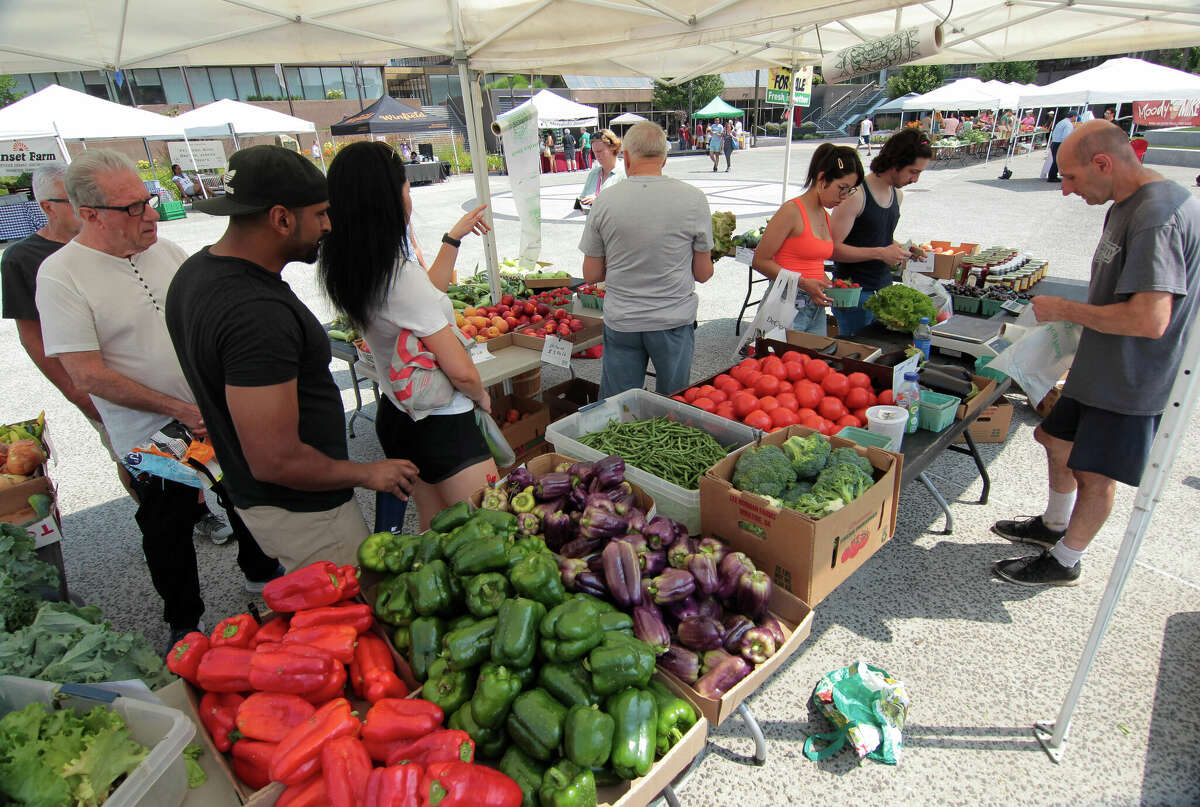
[0,137,64,175]
[1133,99,1200,128]
[167,140,227,171]
[766,66,813,107]
[821,22,943,84]
[492,102,542,270]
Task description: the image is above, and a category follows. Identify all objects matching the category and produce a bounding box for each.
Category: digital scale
[930,307,1029,360]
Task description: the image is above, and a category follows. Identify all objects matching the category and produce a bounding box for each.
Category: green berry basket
[952,293,981,314]
[826,286,862,308]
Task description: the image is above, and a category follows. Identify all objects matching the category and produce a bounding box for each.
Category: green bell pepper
[596,610,634,635]
[447,614,477,631]
[451,534,512,576]
[408,616,446,683]
[384,533,422,573]
[444,615,499,671]
[647,680,697,756]
[424,656,475,716]
[539,760,597,807]
[408,559,453,616]
[465,572,511,618]
[357,531,396,573]
[448,703,506,759]
[492,597,547,670]
[563,704,614,768]
[471,662,522,728]
[510,486,537,514]
[442,518,496,559]
[590,765,620,787]
[472,506,519,537]
[587,633,655,696]
[506,688,568,761]
[499,747,546,807]
[510,552,566,608]
[537,661,601,709]
[489,659,537,691]
[415,531,446,565]
[607,687,657,780]
[430,500,473,533]
[392,625,411,654]
[506,537,542,571]
[373,572,416,626]
[539,597,604,663]
[480,485,510,513]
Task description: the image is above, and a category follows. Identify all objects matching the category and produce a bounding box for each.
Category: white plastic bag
[901,268,952,319]
[736,270,800,354]
[1039,150,1053,179]
[988,304,1080,405]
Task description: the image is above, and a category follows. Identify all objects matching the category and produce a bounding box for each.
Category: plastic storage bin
[545,388,759,534]
[0,675,195,807]
[918,389,960,432]
[979,298,1004,316]
[835,425,894,450]
[951,293,981,314]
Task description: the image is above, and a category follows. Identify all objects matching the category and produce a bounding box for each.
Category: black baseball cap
[194,145,327,216]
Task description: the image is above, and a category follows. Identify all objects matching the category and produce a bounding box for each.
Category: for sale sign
[765,66,813,107]
[0,137,64,175]
[1133,99,1200,128]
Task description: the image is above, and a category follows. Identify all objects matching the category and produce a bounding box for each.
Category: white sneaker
[195,513,233,545]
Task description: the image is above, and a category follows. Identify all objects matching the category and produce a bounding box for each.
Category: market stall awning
[874,93,919,113]
[529,90,599,129]
[901,78,1006,111]
[1017,57,1200,108]
[610,112,649,125]
[174,98,316,138]
[329,95,448,136]
[0,84,185,141]
[692,98,744,119]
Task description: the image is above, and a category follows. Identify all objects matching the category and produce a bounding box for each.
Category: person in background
[932,111,943,135]
[941,112,960,136]
[829,128,932,336]
[1047,111,1078,182]
[1103,108,1115,123]
[857,116,874,155]
[992,121,1200,587]
[544,131,556,173]
[753,144,865,335]
[579,128,592,168]
[919,113,932,132]
[578,129,625,209]
[170,164,200,201]
[722,118,736,172]
[1021,111,1036,130]
[679,123,691,150]
[1079,107,1096,122]
[319,142,494,532]
[579,122,713,398]
[695,119,706,148]
[562,128,577,172]
[706,120,724,172]
[166,145,420,573]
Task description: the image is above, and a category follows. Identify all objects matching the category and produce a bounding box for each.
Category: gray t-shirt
[1065,180,1200,416]
[578,174,713,333]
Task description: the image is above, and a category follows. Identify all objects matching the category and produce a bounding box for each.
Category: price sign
[541,336,573,368]
[1001,300,1027,314]
[765,66,813,107]
[892,354,920,396]
[469,342,494,363]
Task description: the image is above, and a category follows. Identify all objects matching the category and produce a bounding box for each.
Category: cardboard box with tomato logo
[491,393,550,449]
[700,424,902,606]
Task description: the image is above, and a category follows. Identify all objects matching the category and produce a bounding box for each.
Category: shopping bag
[381,329,468,421]
[1039,150,1053,179]
[988,304,1080,406]
[902,268,952,319]
[803,661,909,765]
[475,409,516,468]
[735,270,800,354]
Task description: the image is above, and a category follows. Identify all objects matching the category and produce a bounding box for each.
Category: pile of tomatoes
[672,351,895,434]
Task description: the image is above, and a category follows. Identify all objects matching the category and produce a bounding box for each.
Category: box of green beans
[545,388,760,534]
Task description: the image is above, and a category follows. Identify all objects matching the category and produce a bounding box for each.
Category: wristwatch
[441,232,461,248]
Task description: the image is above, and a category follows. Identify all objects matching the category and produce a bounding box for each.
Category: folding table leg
[736,265,757,336]
[347,360,365,438]
[918,471,954,534]
[662,785,682,807]
[737,702,767,765]
[962,430,991,504]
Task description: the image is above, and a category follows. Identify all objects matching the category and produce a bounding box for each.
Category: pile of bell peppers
[360,501,699,807]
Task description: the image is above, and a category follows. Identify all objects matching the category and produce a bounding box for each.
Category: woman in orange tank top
[752,144,865,334]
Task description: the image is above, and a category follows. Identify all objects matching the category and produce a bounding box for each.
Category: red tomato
[771,407,799,427]
[785,361,808,382]
[777,380,793,395]
[794,381,822,410]
[698,385,717,399]
[743,410,772,430]
[775,392,799,412]
[670,395,688,403]
[821,372,850,399]
[752,374,780,397]
[847,372,872,389]
[837,414,861,429]
[692,397,716,413]
[818,419,837,436]
[729,366,752,385]
[818,396,847,421]
[761,358,788,380]
[844,387,871,411]
[865,391,878,407]
[796,407,818,421]
[716,402,736,420]
[758,395,780,413]
[706,389,728,405]
[732,392,760,419]
[716,378,741,396]
[853,408,870,423]
[800,414,824,431]
[805,360,830,383]
[714,373,736,388]
[683,387,701,403]
[738,357,761,372]
[877,389,895,406]
[743,370,764,389]
[781,350,805,364]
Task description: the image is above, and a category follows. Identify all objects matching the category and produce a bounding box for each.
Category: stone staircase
[1141,128,1200,168]
[816,84,887,135]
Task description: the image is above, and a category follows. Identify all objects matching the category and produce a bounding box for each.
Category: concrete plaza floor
[2,139,1198,805]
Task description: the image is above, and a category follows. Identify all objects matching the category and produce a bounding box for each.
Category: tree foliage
[0,75,23,109]
[484,75,549,90]
[652,74,724,112]
[885,65,947,99]
[976,61,1037,84]
[1142,48,1200,75]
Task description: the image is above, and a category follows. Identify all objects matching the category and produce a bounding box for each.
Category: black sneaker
[167,620,207,653]
[991,515,1065,550]
[993,550,1081,587]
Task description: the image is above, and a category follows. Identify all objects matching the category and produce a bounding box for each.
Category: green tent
[692,97,744,119]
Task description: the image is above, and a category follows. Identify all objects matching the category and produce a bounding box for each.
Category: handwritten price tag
[541,336,573,368]
[469,342,494,363]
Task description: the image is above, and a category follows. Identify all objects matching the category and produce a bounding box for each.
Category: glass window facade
[31,73,55,91]
[161,68,191,104]
[283,67,303,99]
[360,67,384,100]
[186,68,214,103]
[131,69,166,105]
[255,67,284,99]
[299,67,324,99]
[321,66,345,98]
[233,67,258,99]
[10,74,35,97]
[56,72,86,92]
[209,67,237,99]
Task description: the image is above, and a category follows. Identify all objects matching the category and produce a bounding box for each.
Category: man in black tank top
[830,129,933,336]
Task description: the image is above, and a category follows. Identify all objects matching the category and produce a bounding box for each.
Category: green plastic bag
[803,661,909,765]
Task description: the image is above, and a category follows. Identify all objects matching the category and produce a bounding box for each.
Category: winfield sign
[1133,99,1200,128]
[0,137,64,174]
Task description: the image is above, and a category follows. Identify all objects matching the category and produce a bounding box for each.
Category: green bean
[576,417,731,489]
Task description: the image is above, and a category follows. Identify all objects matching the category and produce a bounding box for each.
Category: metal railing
[816,84,882,135]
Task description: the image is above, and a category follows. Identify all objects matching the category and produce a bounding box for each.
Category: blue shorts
[1040,395,1161,487]
[600,323,695,399]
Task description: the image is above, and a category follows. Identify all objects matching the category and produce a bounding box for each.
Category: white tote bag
[736,270,800,354]
[988,304,1080,405]
[902,268,953,319]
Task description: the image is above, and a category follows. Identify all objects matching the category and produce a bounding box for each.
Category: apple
[501,294,515,306]
[523,301,537,315]
[553,309,568,321]
[536,303,550,316]
[557,323,572,338]
[531,314,543,324]
[569,319,584,332]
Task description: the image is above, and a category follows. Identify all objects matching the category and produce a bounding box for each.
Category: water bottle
[913,317,932,361]
[896,372,921,434]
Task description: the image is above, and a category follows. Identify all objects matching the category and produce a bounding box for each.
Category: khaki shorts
[235,498,368,572]
[86,417,120,464]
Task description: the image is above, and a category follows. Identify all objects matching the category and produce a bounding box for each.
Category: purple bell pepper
[677,615,725,651]
[542,511,574,552]
[687,553,719,596]
[658,643,700,683]
[602,539,642,608]
[632,605,670,655]
[591,455,626,489]
[535,472,573,501]
[716,552,756,600]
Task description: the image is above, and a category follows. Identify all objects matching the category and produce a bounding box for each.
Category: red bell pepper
[322,735,373,807]
[362,699,444,764]
[365,764,423,807]
[356,632,408,703]
[236,692,316,742]
[290,602,374,634]
[196,646,254,693]
[165,631,209,686]
[263,561,360,612]
[282,624,358,664]
[275,773,329,807]
[250,616,291,648]
[299,662,347,706]
[253,642,335,661]
[249,649,335,695]
[420,761,522,807]
[270,697,361,786]
[385,729,474,767]
[211,614,259,649]
[199,691,244,752]
[231,739,277,790]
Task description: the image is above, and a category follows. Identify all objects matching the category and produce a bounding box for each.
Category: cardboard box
[661,584,813,727]
[784,330,882,362]
[522,275,572,290]
[158,680,247,807]
[918,241,980,280]
[512,314,604,347]
[544,378,601,421]
[0,474,63,548]
[956,375,999,422]
[701,425,903,606]
[474,451,657,518]
[499,438,552,477]
[492,393,550,449]
[955,399,1014,443]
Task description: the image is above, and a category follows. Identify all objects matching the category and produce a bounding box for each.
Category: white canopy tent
[610,112,649,125]
[874,93,919,113]
[174,98,317,142]
[1017,57,1200,109]
[528,90,598,129]
[902,77,1006,111]
[0,83,185,141]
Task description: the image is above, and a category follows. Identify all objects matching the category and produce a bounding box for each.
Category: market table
[404,160,448,184]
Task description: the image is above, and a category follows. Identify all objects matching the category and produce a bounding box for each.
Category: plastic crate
[577,292,604,310]
[979,298,1004,316]
[545,388,758,534]
[157,200,187,221]
[826,286,862,308]
[918,389,960,432]
[951,293,981,314]
[0,676,195,807]
[974,354,1009,383]
[835,425,894,450]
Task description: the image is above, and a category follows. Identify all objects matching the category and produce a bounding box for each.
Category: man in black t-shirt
[166,146,419,571]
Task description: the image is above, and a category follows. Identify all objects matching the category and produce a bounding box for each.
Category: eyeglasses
[834,183,858,197]
[84,195,160,217]
[44,198,70,204]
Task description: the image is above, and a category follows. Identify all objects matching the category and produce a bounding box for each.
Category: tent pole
[182,135,210,200]
[52,122,70,166]
[227,122,241,151]
[984,108,999,163]
[780,49,798,205]
[142,138,159,181]
[318,131,328,172]
[1035,317,1200,762]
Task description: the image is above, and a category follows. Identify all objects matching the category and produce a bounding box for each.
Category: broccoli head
[781,432,831,479]
[812,462,875,505]
[825,446,874,476]
[781,481,813,507]
[787,493,845,519]
[732,444,796,498]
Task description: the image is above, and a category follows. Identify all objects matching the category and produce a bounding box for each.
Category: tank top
[834,182,900,291]
[773,198,833,280]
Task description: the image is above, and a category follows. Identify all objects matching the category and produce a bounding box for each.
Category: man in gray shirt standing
[579,121,714,398]
[993,120,1200,587]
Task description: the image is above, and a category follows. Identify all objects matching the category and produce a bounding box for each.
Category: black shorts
[376,397,491,484]
[1040,395,1161,487]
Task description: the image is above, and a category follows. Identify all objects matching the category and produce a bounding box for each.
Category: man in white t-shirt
[36,150,282,648]
[858,117,874,155]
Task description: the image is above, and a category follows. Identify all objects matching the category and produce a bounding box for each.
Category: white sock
[1049,540,1084,568]
[1042,487,1076,531]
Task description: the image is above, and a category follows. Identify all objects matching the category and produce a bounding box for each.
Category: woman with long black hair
[319,141,493,531]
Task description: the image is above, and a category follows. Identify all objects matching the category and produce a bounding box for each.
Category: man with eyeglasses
[35,150,282,649]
